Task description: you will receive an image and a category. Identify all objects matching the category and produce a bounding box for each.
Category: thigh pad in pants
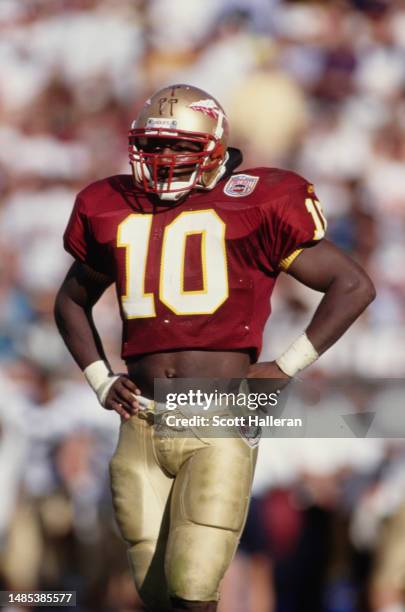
[179,438,255,532]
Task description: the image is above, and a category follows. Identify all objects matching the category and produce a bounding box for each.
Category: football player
[54,84,375,612]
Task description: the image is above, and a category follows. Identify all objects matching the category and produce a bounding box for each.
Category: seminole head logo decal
[189,99,221,120]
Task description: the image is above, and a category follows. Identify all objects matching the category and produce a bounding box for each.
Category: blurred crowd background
[1,0,405,610]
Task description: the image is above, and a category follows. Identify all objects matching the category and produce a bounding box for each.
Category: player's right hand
[104,375,141,420]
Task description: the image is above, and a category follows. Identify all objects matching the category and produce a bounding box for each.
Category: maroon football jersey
[63,168,326,362]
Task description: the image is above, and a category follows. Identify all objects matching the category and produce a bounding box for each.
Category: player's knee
[128,542,172,611]
[138,585,172,612]
[168,573,220,605]
[171,597,217,611]
[166,524,236,602]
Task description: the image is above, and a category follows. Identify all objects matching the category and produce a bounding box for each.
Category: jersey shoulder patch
[223,173,259,198]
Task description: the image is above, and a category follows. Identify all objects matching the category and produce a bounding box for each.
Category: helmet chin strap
[159,190,189,202]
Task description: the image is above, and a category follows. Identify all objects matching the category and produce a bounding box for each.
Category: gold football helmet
[129,84,229,201]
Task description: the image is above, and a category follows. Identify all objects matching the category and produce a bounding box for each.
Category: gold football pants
[109,410,258,611]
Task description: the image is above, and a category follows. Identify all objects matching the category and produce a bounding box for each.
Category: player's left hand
[246,360,291,390]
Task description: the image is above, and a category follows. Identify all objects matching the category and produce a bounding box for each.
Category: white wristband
[83,360,119,407]
[275,333,319,377]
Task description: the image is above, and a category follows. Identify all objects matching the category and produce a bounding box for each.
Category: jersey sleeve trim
[279,248,304,271]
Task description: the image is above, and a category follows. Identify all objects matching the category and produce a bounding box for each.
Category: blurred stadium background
[1,0,405,610]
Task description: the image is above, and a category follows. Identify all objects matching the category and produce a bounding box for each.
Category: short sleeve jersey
[64,168,326,362]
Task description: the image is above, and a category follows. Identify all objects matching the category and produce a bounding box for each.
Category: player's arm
[54,261,111,369]
[249,240,375,380]
[286,239,376,354]
[54,261,140,419]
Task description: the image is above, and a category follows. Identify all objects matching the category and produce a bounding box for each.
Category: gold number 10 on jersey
[305,198,327,240]
[117,210,229,319]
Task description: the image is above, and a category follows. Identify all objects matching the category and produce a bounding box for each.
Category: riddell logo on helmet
[189,99,221,120]
[146,117,178,130]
